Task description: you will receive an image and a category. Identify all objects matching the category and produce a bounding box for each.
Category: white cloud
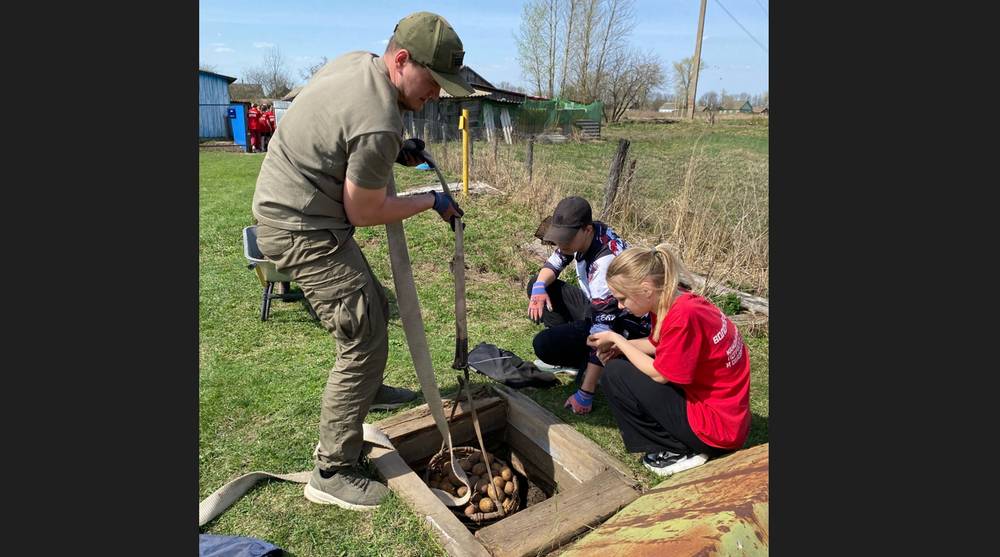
[379,39,389,45]
[214,47,235,53]
[253,41,275,48]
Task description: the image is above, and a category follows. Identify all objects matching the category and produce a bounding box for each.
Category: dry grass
[421,119,768,298]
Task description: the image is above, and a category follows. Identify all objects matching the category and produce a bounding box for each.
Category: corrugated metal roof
[199,69,238,84]
[439,87,492,99]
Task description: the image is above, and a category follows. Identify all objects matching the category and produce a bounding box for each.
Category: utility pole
[688,0,707,119]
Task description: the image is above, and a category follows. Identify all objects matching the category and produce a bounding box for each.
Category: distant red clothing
[258,113,271,134]
[266,110,276,132]
[248,107,260,131]
[648,293,751,450]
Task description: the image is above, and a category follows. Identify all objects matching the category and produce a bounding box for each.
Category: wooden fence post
[603,138,631,219]
[526,137,534,185]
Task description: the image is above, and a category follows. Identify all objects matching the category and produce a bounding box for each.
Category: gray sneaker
[303,466,389,510]
[369,384,418,411]
[533,359,579,377]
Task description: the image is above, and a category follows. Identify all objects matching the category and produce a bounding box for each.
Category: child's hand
[586,331,621,351]
[596,345,622,364]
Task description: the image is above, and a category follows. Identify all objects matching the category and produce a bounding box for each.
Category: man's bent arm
[344,178,435,226]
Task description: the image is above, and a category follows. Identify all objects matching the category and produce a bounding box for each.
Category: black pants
[527,274,650,373]
[600,358,730,457]
[527,276,593,371]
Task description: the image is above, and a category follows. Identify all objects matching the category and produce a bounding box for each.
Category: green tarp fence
[511,98,603,136]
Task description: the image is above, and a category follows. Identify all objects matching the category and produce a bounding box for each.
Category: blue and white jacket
[543,222,650,360]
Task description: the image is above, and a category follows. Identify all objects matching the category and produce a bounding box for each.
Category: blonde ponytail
[606,243,687,339]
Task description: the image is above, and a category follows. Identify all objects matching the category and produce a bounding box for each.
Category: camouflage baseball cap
[391,12,475,97]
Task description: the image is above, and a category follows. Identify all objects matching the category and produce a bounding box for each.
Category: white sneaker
[533,359,579,377]
[642,451,709,477]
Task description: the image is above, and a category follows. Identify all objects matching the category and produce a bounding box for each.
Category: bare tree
[298,56,328,83]
[516,0,636,103]
[699,90,720,124]
[516,0,553,97]
[573,0,600,101]
[602,49,665,123]
[558,0,579,97]
[243,46,294,98]
[589,0,635,102]
[496,81,528,94]
[672,56,707,114]
[200,63,219,73]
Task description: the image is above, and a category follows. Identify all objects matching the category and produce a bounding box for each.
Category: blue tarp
[199,534,283,557]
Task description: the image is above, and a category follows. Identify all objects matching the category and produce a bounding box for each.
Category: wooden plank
[491,384,637,484]
[392,403,507,466]
[374,397,507,466]
[396,181,500,197]
[683,270,769,316]
[368,445,491,557]
[730,311,769,332]
[474,469,640,557]
[506,425,572,493]
[375,396,503,440]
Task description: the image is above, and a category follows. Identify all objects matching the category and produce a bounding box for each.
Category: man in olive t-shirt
[250,11,472,511]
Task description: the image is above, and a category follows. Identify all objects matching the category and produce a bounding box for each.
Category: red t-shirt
[649,293,751,449]
[266,110,276,130]
[248,108,260,131]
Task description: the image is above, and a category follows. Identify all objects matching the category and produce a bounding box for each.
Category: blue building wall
[200,71,237,139]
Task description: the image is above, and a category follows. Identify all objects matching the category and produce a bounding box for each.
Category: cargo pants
[255,224,390,471]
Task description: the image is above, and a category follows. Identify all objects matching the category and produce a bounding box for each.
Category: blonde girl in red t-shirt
[586,243,751,476]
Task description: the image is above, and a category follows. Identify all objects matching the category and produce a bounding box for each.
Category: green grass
[199,119,769,556]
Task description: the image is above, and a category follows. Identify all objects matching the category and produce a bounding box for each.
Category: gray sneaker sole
[303,483,381,511]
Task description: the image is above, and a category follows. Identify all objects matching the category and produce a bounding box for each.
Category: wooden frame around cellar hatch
[367,383,642,557]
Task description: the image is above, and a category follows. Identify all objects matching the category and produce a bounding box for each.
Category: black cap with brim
[542,224,580,245]
[428,67,475,97]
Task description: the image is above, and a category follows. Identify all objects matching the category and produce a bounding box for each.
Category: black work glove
[395,138,427,166]
[431,190,465,231]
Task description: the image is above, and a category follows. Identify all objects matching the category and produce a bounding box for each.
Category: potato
[477,480,490,495]
[500,467,512,481]
[472,463,486,476]
[464,504,477,516]
[479,497,495,513]
[467,475,479,487]
[467,452,480,464]
[492,476,505,490]
[460,459,473,472]
[504,481,515,495]
[486,484,506,502]
[457,485,468,497]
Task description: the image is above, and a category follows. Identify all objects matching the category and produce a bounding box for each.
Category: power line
[752,0,768,17]
[713,0,769,54]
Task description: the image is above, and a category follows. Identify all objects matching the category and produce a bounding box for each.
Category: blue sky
[199,0,768,97]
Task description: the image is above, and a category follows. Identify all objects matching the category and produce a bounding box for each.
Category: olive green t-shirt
[252,52,403,232]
